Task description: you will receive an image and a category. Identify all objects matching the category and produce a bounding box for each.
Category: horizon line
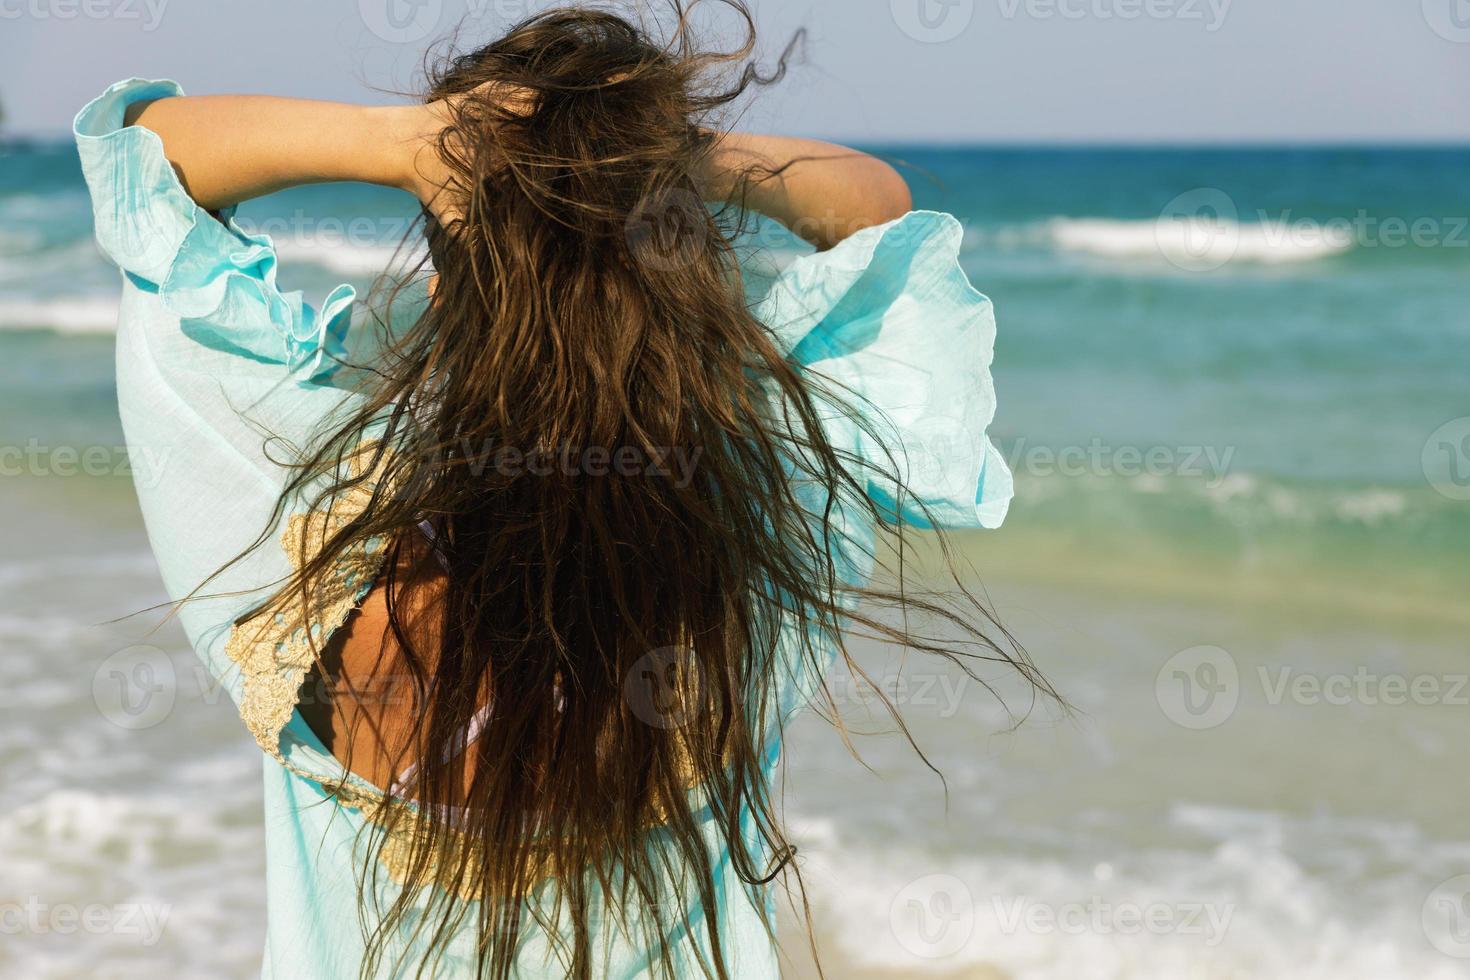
[5,127,1470,151]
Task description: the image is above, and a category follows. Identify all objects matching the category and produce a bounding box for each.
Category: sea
[2,139,1468,978]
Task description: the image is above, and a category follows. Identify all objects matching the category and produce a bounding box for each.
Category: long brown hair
[239,3,1052,977]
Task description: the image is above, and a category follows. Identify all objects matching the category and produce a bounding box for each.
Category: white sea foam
[1334,489,1409,525]
[0,296,120,333]
[0,238,425,333]
[0,189,91,220]
[1047,217,1354,266]
[272,238,427,277]
[0,552,158,590]
[1200,471,1259,504]
[0,602,267,977]
[1196,474,1419,528]
[974,217,1354,268]
[0,783,267,980]
[1020,467,1425,533]
[0,238,109,279]
[793,808,1470,979]
[0,236,426,335]
[0,227,42,251]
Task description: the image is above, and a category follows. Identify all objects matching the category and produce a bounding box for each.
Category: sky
[1,0,1468,143]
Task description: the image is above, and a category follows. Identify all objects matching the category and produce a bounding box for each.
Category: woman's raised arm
[124,93,911,251]
[701,132,914,250]
[122,95,434,211]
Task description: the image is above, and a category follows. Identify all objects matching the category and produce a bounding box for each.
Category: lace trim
[224,443,387,767]
[219,444,494,895]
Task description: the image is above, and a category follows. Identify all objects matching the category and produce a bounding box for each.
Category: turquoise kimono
[75,77,1012,978]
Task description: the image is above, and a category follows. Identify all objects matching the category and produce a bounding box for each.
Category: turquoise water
[2,140,1468,978]
[4,142,1466,612]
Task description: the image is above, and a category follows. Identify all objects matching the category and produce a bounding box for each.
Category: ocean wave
[0,227,43,252]
[974,217,1355,267]
[0,237,111,280]
[0,239,416,334]
[0,551,158,589]
[0,577,266,977]
[1010,465,1425,531]
[1053,217,1353,265]
[0,240,413,333]
[793,808,1470,979]
[272,238,428,277]
[0,238,419,331]
[0,189,91,222]
[0,780,267,979]
[0,296,120,333]
[1193,473,1417,527]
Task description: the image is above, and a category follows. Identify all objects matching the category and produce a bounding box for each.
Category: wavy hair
[228,3,1054,977]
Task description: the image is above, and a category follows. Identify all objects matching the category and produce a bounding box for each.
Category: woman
[75,3,1039,977]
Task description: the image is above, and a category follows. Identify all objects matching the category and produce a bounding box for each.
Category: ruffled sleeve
[73,77,354,380]
[70,78,373,730]
[748,210,1013,531]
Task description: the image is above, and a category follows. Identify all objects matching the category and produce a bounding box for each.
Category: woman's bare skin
[295,533,481,796]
